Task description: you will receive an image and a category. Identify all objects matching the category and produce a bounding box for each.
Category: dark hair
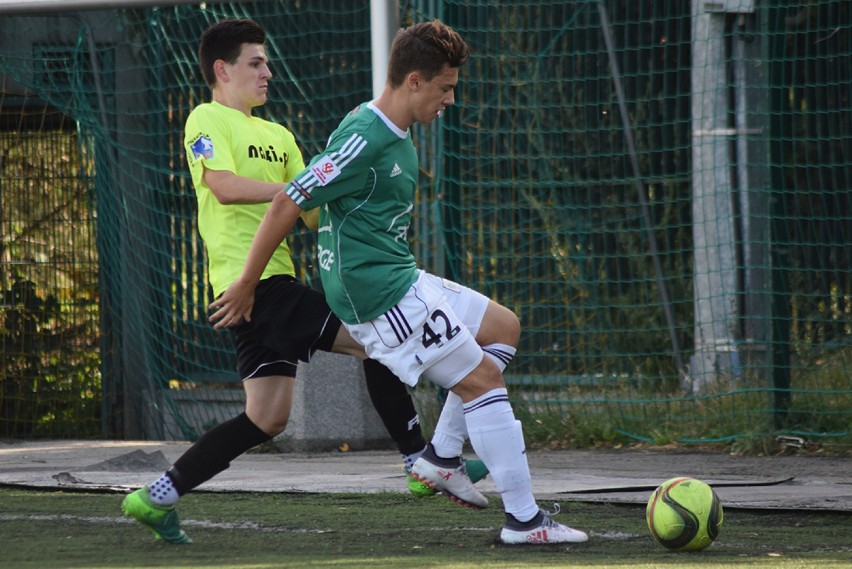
[198,18,266,87]
[387,20,470,87]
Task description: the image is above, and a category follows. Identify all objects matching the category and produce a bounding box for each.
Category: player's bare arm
[204,167,315,227]
[203,167,285,204]
[209,190,303,328]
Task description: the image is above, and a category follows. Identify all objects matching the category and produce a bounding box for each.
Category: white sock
[482,343,516,372]
[430,344,516,458]
[402,446,426,472]
[147,473,179,506]
[430,391,466,458]
[464,389,538,522]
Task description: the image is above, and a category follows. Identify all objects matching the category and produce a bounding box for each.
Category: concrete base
[274,351,394,452]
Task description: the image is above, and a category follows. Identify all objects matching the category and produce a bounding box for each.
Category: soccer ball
[646,477,723,552]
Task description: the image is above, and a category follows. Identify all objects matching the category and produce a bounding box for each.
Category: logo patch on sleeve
[190,135,214,160]
[310,156,341,186]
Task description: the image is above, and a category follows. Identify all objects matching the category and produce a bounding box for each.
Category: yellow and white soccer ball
[646,476,724,552]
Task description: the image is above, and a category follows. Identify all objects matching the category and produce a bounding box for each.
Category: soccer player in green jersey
[212,20,589,545]
[121,18,484,545]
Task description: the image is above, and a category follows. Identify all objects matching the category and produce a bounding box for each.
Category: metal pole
[733,13,771,380]
[689,0,741,393]
[371,0,399,99]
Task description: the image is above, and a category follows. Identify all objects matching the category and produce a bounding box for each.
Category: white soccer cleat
[410,455,488,509]
[500,508,589,545]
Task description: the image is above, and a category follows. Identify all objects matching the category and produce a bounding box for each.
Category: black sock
[168,412,271,495]
[362,358,426,455]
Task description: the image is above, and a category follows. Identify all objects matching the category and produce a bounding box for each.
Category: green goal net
[1,0,850,449]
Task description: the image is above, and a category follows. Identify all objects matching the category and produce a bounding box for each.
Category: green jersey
[285,102,419,324]
[185,102,304,296]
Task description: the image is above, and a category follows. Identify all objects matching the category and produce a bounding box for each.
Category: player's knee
[246,410,290,437]
[259,419,288,437]
[482,302,520,347]
[502,310,521,347]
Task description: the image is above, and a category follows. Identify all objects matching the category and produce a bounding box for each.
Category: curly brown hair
[387,20,470,87]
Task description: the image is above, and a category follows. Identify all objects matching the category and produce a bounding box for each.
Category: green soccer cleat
[406,458,489,498]
[121,487,192,544]
[407,471,437,497]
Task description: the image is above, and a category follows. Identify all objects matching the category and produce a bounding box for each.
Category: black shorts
[230,275,340,379]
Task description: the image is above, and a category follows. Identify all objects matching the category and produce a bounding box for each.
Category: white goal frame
[0,0,217,15]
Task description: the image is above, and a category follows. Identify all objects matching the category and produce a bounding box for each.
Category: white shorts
[440,274,488,339]
[344,271,489,389]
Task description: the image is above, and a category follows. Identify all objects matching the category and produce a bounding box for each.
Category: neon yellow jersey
[184,102,305,296]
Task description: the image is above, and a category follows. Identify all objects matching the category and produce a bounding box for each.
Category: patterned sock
[402,446,426,472]
[147,472,179,507]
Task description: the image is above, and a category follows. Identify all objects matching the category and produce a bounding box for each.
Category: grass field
[1,488,851,568]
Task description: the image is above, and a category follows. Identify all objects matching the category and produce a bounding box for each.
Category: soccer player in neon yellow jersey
[212,20,589,545]
[121,18,485,545]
